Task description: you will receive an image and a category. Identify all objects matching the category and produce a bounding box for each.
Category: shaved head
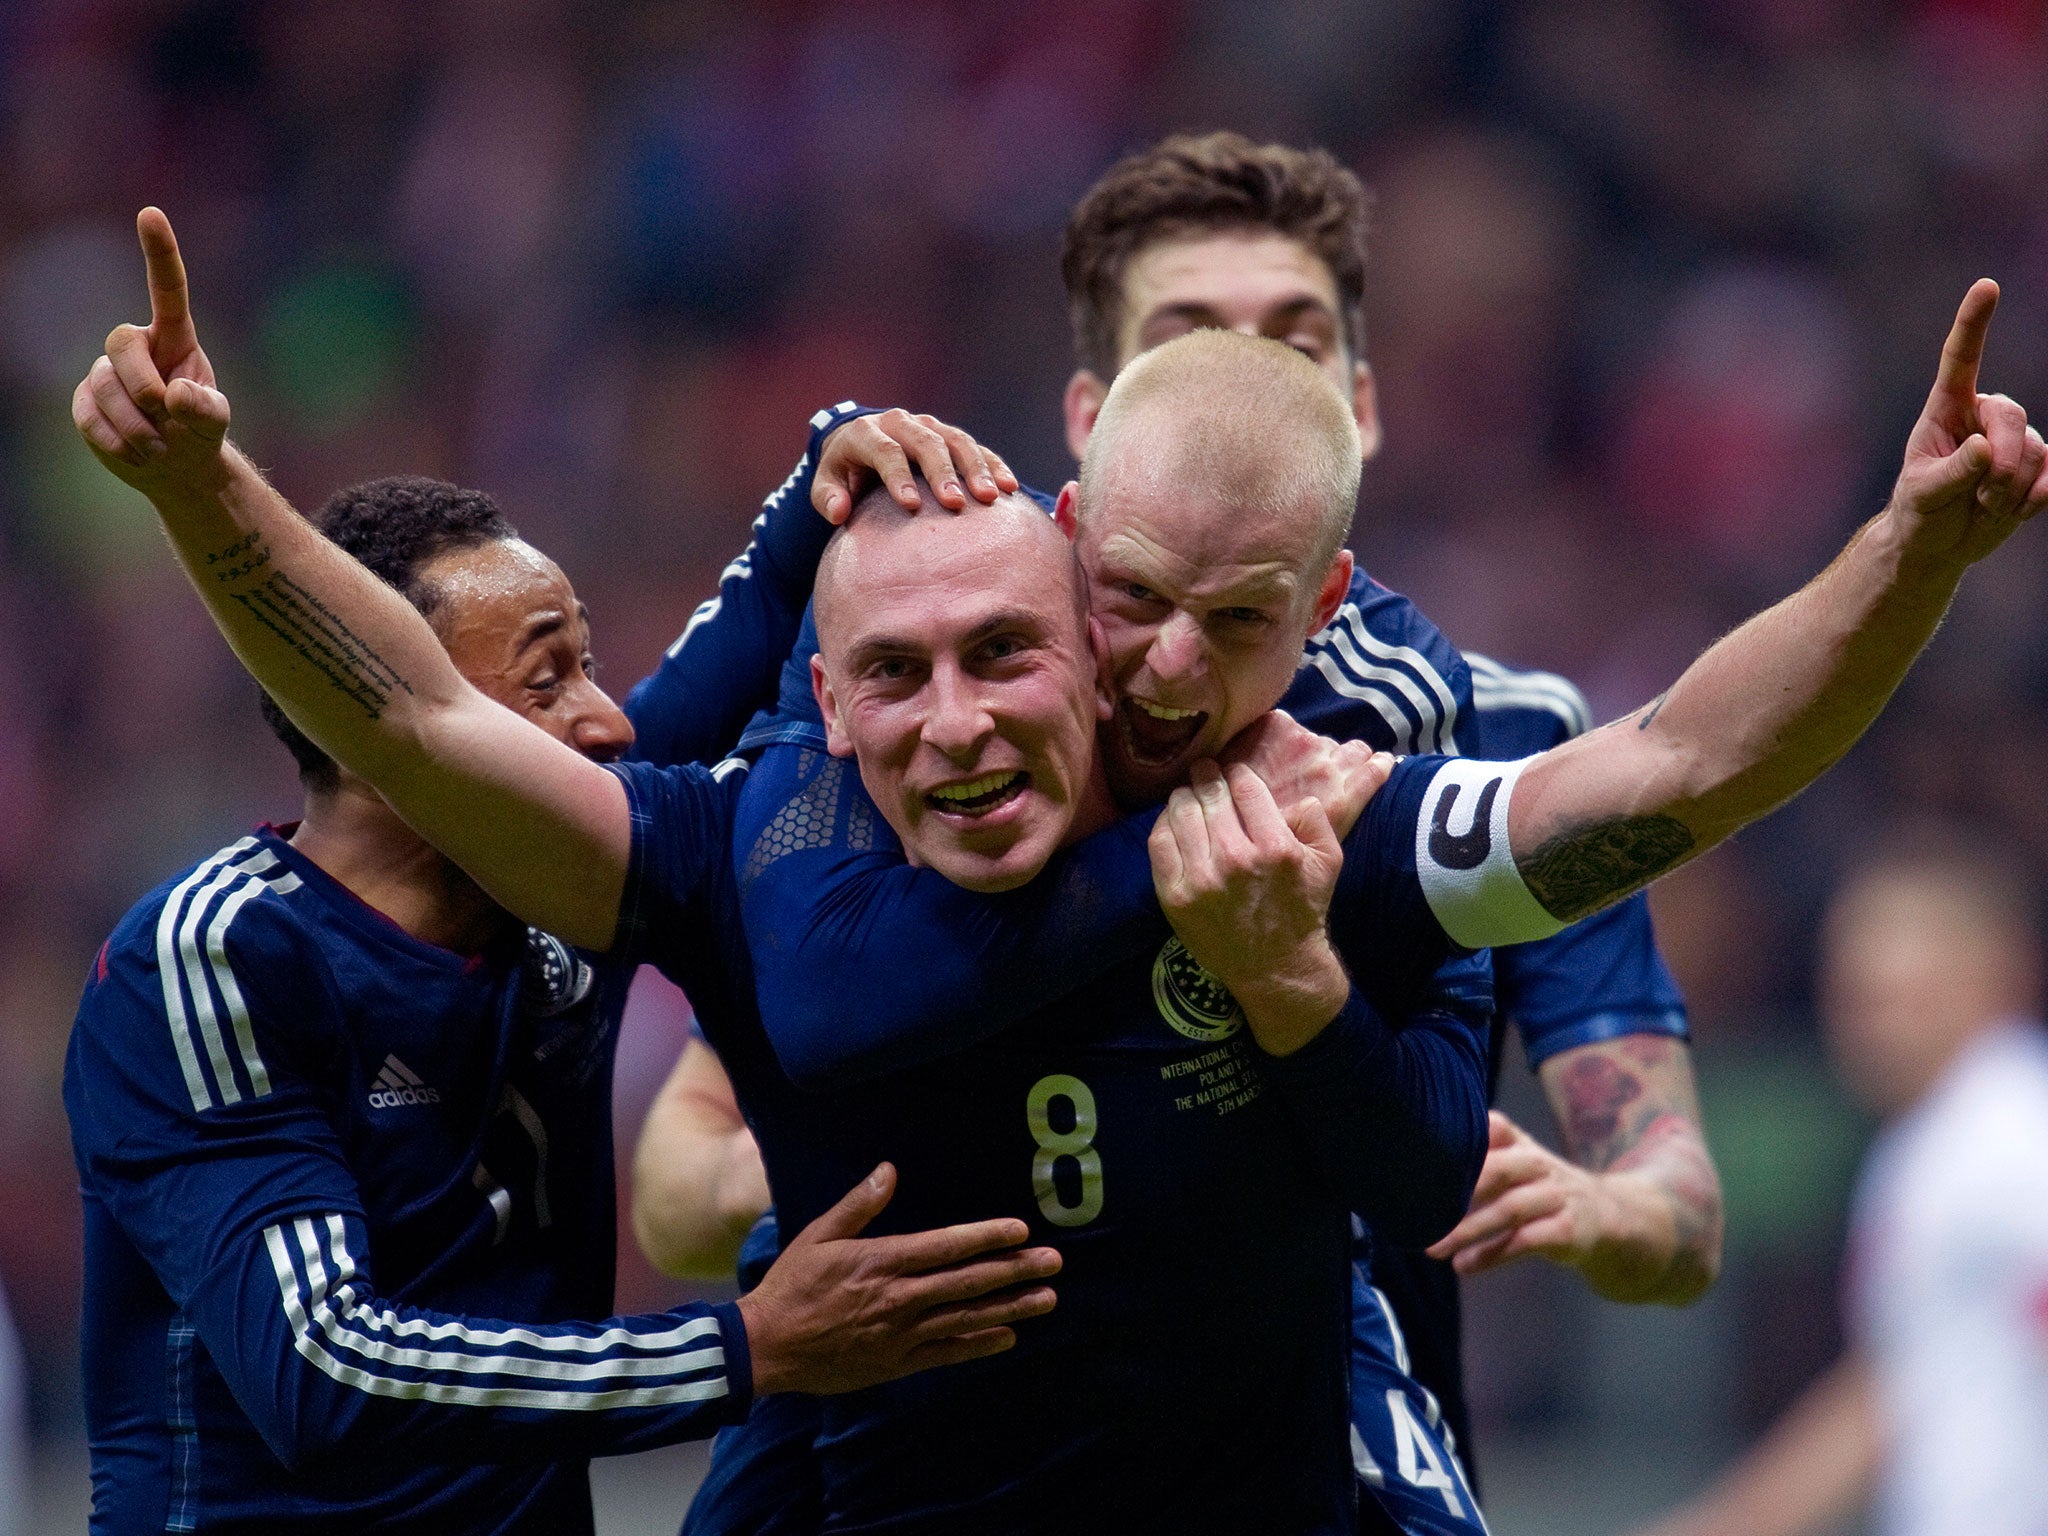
[1078,329,1363,579]
[815,479,1087,662]
[810,477,1110,892]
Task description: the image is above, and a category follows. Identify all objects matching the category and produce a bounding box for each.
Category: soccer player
[1628,835,2048,1536]
[632,135,1710,1527]
[77,209,2045,1529]
[63,408,1064,1529]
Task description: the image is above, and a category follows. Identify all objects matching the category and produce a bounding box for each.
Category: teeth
[931,772,1021,803]
[1133,699,1201,722]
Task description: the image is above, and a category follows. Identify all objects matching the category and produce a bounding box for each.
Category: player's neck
[1059,757,1121,847]
[289,782,511,956]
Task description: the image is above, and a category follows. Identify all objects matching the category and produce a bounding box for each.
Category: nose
[921,662,995,763]
[570,682,635,763]
[1143,610,1208,689]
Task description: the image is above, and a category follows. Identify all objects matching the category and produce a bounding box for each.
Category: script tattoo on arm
[1519,814,1696,923]
[207,533,412,719]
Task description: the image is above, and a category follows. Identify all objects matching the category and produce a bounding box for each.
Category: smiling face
[811,492,1113,892]
[417,538,633,763]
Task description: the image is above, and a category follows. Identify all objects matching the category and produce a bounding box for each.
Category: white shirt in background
[1851,1020,2048,1536]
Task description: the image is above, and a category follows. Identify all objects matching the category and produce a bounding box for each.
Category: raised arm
[74,210,629,947]
[1415,282,2048,948]
[627,406,1016,768]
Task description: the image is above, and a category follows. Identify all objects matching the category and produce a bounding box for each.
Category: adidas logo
[366,1054,442,1109]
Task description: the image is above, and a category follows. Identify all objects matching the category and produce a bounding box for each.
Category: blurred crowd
[4,0,2048,1499]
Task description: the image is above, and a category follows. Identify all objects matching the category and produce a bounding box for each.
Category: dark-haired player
[63,457,1064,1528]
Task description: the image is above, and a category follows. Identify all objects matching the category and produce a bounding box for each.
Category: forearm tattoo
[1520,814,1696,922]
[210,534,411,718]
[1552,1036,1723,1295]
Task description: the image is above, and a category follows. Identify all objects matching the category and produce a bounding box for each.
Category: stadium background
[2,0,2045,1529]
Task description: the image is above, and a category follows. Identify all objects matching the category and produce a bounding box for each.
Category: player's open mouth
[925,771,1029,817]
[1117,697,1208,766]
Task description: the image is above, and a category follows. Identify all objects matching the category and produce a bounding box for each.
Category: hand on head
[813,408,1019,523]
[72,208,232,492]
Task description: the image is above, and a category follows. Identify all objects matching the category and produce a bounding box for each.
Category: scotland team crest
[521,928,595,1017]
[1151,936,1244,1041]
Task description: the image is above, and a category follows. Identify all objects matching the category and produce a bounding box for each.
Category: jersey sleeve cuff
[754,402,886,577]
[1519,1007,1691,1070]
[707,1298,755,1417]
[1259,986,1392,1094]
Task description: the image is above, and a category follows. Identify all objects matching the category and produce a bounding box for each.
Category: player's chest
[330,932,621,1249]
[879,938,1304,1234]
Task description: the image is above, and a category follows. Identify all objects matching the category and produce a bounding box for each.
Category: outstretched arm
[74,209,628,947]
[1413,282,2048,948]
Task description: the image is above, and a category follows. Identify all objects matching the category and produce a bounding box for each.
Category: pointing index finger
[136,207,196,347]
[1927,278,1999,421]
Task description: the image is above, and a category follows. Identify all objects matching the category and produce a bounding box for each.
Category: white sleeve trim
[1413,756,1565,949]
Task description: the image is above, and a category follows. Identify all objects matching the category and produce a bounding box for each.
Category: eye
[1218,607,1272,626]
[581,654,601,680]
[1122,581,1162,604]
[870,657,916,681]
[980,634,1027,663]
[529,672,562,693]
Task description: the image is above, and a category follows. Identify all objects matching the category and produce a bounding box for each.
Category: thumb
[795,1162,895,1246]
[1486,1109,1520,1148]
[1915,431,1990,502]
[163,377,230,444]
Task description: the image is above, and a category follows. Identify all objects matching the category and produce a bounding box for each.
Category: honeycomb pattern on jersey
[845,785,875,851]
[743,755,843,881]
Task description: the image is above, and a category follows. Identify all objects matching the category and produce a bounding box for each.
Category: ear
[811,654,856,758]
[1310,549,1353,636]
[1351,360,1381,463]
[1053,480,1081,540]
[1064,370,1108,464]
[1088,615,1116,722]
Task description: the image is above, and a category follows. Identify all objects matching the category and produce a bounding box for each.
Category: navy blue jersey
[708,740,1486,1534]
[66,826,752,1536]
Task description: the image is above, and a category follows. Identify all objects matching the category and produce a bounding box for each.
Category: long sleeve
[624,402,878,768]
[735,744,1166,1089]
[67,888,751,1478]
[196,1209,748,1470]
[1259,962,1492,1247]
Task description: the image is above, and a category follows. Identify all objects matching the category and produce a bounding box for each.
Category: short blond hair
[1078,329,1362,580]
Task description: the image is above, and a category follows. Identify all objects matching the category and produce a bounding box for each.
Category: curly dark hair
[258,476,518,793]
[1060,131,1372,379]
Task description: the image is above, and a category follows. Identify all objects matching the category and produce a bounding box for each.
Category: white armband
[1413,755,1564,949]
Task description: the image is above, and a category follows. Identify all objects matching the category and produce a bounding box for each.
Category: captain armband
[1412,755,1565,949]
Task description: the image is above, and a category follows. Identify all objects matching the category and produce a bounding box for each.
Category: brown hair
[1060,131,1371,379]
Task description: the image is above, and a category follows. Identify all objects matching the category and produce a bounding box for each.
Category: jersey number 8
[1026,1074,1103,1227]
